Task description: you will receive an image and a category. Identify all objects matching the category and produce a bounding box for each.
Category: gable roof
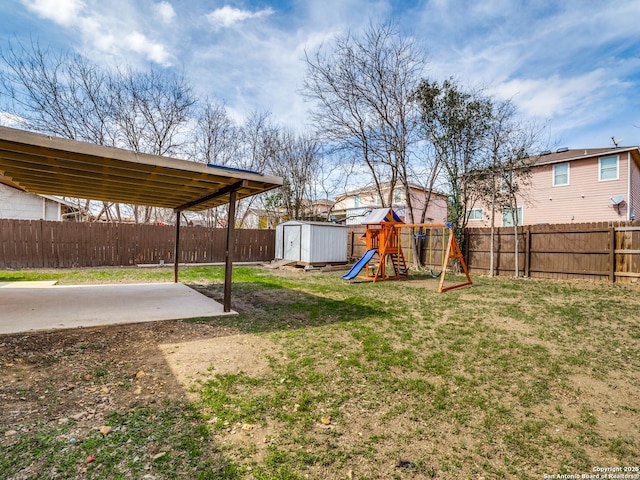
[532,146,640,167]
[0,126,283,212]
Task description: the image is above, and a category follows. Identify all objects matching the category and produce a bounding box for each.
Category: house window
[467,208,483,221]
[354,194,360,208]
[503,207,523,227]
[599,156,618,181]
[393,189,402,204]
[553,163,569,186]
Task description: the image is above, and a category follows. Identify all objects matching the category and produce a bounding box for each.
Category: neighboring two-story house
[467,146,640,227]
[332,182,448,225]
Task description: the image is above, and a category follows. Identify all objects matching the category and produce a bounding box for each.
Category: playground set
[341,208,472,292]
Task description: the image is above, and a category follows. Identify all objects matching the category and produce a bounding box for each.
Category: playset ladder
[389,251,407,276]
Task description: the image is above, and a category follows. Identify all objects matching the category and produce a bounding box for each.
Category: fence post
[524,227,531,278]
[609,226,615,283]
[39,220,45,268]
[464,231,470,267]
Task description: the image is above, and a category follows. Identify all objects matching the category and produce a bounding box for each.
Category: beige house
[332,182,448,225]
[467,146,640,227]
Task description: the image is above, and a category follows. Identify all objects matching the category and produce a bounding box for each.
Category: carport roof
[0,126,283,211]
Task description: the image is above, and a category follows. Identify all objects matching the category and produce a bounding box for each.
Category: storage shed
[275,221,347,265]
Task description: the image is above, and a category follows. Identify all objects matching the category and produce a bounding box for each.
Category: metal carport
[0,126,283,312]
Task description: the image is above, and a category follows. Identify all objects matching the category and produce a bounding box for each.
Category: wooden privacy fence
[465,222,640,282]
[0,219,275,269]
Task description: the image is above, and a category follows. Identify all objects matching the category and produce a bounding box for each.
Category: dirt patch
[158,334,277,400]
[0,319,241,442]
[564,373,640,438]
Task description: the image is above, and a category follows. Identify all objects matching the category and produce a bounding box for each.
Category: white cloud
[155,1,175,24]
[206,5,274,29]
[295,29,341,56]
[488,69,629,124]
[0,111,25,128]
[20,0,85,26]
[19,1,176,68]
[82,18,116,52]
[11,0,640,148]
[189,18,339,131]
[125,32,173,66]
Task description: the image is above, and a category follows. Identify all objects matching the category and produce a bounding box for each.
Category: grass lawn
[1,266,639,479]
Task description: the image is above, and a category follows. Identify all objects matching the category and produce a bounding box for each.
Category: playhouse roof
[363,208,403,224]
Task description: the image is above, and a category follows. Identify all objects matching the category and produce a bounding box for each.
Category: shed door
[283,225,302,261]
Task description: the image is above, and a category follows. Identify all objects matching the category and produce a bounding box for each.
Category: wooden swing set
[348,208,472,293]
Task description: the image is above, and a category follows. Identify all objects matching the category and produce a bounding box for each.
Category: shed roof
[0,126,283,211]
[278,220,345,228]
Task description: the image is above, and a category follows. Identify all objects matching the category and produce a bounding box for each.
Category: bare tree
[118,68,195,158]
[233,111,280,226]
[191,99,238,166]
[0,39,116,144]
[110,68,195,223]
[473,100,518,277]
[312,150,353,222]
[474,100,544,277]
[268,130,321,220]
[0,39,120,220]
[195,110,280,228]
[187,99,240,227]
[303,22,425,215]
[0,40,195,224]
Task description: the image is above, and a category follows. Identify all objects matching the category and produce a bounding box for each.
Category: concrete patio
[0,282,235,335]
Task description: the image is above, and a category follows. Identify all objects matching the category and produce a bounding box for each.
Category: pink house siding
[467,147,640,227]
[523,155,629,224]
[408,189,448,223]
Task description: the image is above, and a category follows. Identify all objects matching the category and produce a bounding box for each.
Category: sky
[0,0,639,150]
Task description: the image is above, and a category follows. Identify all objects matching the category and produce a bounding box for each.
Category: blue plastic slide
[342,249,378,280]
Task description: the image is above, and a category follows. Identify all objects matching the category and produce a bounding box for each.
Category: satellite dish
[610,136,623,148]
[611,195,625,205]
[611,195,625,215]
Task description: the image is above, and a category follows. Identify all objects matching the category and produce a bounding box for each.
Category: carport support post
[223,190,237,312]
[174,210,181,283]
